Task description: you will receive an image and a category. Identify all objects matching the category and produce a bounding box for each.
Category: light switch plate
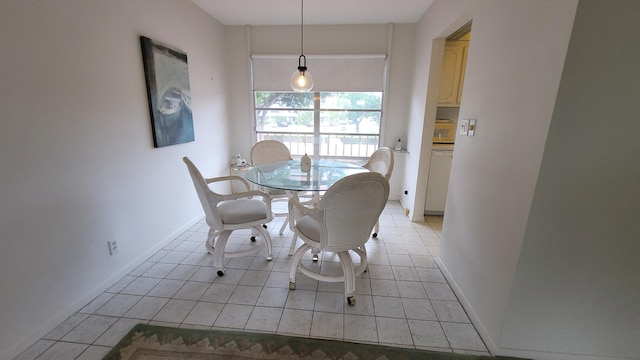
[459,119,469,136]
[468,119,476,136]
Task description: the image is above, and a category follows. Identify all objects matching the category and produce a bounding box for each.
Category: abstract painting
[140,36,194,147]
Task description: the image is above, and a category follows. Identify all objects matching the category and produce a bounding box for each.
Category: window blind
[251,55,387,92]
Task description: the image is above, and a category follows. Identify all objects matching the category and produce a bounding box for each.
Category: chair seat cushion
[218,199,268,224]
[296,215,320,241]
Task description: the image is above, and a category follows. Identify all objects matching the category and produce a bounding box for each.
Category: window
[251,54,387,159]
[254,91,383,158]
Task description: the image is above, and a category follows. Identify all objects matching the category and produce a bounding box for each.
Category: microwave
[433,123,456,143]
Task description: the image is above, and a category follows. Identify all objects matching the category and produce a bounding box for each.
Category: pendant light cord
[300,0,304,55]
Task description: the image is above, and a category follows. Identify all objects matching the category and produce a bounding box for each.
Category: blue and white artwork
[140,36,194,148]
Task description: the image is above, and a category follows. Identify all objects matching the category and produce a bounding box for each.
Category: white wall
[410,0,640,359]
[382,24,416,152]
[440,0,578,347]
[0,0,230,357]
[500,1,640,358]
[224,24,416,161]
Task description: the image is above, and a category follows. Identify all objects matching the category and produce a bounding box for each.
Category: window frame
[253,91,384,160]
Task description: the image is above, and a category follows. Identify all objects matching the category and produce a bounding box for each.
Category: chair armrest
[205,175,271,207]
[288,193,322,230]
[289,195,310,217]
[205,175,251,192]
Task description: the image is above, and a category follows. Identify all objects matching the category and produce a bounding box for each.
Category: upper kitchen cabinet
[437,40,469,107]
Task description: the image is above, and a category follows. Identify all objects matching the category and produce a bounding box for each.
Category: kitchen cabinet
[437,41,468,107]
[425,149,453,215]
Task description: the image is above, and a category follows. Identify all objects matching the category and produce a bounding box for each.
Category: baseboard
[435,256,499,355]
[3,215,202,360]
[436,257,635,360]
[496,347,637,360]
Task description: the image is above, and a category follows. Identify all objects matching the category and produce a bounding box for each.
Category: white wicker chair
[250,140,315,255]
[250,140,294,235]
[183,157,273,276]
[288,172,389,305]
[363,147,394,237]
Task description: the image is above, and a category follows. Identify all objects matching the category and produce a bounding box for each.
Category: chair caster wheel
[347,296,356,306]
[372,233,378,238]
[263,224,268,228]
[217,270,224,276]
[266,256,273,261]
[289,282,296,290]
[312,254,319,262]
[250,236,257,242]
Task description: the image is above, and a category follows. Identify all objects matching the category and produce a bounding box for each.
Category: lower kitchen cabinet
[425,149,453,215]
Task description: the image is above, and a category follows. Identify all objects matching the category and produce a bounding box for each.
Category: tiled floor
[14,201,488,360]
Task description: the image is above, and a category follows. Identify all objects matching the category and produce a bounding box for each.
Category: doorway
[424,22,471,217]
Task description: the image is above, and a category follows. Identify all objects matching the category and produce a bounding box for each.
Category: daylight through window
[254,91,383,158]
[251,54,387,159]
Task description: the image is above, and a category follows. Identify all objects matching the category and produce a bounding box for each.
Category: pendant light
[290,0,314,92]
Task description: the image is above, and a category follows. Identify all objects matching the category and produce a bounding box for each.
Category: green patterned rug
[103,323,520,360]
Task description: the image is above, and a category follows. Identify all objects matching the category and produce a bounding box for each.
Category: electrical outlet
[468,119,477,136]
[108,240,119,255]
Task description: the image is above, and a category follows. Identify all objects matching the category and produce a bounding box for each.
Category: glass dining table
[243,159,369,192]
[243,158,368,259]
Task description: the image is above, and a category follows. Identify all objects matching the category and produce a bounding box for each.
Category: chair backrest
[250,140,293,166]
[183,157,224,229]
[316,172,389,252]
[363,147,394,180]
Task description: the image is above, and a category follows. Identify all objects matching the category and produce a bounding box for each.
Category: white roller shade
[251,54,387,91]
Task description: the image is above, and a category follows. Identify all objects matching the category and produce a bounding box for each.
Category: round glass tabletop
[243,159,368,192]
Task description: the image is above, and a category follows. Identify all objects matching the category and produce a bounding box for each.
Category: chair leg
[213,230,232,276]
[288,234,316,259]
[279,217,289,235]
[288,234,298,256]
[337,251,357,305]
[352,246,369,276]
[205,228,219,253]
[372,219,380,237]
[252,225,273,261]
[289,243,311,288]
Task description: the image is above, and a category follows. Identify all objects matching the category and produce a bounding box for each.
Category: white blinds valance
[251,54,387,92]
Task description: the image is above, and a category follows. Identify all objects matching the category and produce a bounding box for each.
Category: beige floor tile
[17,202,491,359]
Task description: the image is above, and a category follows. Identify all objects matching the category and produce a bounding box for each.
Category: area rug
[103,323,517,360]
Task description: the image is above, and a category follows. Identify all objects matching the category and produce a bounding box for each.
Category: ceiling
[190,0,435,26]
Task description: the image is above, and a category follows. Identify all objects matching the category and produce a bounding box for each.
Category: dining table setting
[243,158,369,192]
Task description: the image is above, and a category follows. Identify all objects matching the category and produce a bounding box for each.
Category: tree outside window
[255,91,382,159]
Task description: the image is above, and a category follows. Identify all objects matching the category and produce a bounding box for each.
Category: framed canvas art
[140,36,194,147]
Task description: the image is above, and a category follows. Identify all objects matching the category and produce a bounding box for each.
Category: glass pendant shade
[290,66,314,92]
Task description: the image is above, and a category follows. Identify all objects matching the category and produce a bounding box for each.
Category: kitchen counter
[432,143,454,151]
